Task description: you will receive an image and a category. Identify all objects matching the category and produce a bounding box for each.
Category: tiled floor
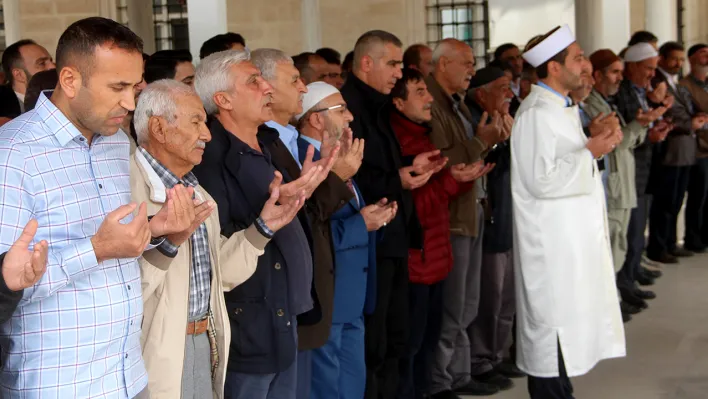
[464,250,708,399]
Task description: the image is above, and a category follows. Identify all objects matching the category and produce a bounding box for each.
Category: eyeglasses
[311,104,346,113]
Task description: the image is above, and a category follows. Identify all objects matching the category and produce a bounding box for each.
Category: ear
[148,116,169,144]
[361,55,374,73]
[548,60,563,77]
[438,56,448,72]
[213,91,233,111]
[57,66,82,99]
[392,97,405,113]
[11,68,28,85]
[310,112,325,131]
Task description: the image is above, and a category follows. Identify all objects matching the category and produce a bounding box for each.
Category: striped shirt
[0,93,147,398]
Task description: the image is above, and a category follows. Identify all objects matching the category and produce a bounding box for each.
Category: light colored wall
[226,0,303,55]
[630,0,646,34]
[488,0,575,51]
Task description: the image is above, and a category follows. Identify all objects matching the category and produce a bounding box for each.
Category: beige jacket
[426,76,490,237]
[131,150,269,399]
[680,76,708,158]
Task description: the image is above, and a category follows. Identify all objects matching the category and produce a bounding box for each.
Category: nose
[120,88,137,112]
[48,60,56,69]
[394,66,403,79]
[260,77,274,95]
[344,109,354,122]
[201,123,212,143]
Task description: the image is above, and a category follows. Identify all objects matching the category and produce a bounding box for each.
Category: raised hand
[636,107,666,127]
[148,185,196,238]
[648,120,672,143]
[586,129,620,159]
[276,166,320,206]
[412,150,448,175]
[449,161,496,183]
[166,198,216,247]
[91,203,152,263]
[648,81,668,104]
[662,93,675,109]
[399,166,435,190]
[2,219,48,292]
[301,144,340,197]
[475,111,504,147]
[691,114,708,130]
[360,198,398,231]
[501,114,514,141]
[332,128,364,180]
[260,185,306,233]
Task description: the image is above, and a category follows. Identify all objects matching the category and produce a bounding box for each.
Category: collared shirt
[658,67,678,92]
[14,91,25,113]
[451,94,475,140]
[138,147,212,322]
[266,120,302,168]
[511,78,521,97]
[537,81,572,106]
[0,93,146,398]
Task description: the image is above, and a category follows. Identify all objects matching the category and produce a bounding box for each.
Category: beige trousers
[608,207,632,273]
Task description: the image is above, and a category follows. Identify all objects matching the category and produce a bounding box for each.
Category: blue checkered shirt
[0,93,146,398]
[137,147,212,321]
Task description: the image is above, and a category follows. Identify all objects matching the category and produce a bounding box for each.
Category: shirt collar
[137,146,199,189]
[299,135,322,151]
[266,120,299,144]
[537,81,572,106]
[33,92,86,147]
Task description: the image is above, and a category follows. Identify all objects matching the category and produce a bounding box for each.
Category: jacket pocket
[227,301,273,359]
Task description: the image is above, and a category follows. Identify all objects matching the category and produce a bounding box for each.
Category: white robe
[510,84,626,378]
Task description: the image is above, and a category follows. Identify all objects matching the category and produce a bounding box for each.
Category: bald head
[432,39,476,95]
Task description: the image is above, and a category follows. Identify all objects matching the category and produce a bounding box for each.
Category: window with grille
[153,0,189,51]
[0,3,6,59]
[426,0,490,67]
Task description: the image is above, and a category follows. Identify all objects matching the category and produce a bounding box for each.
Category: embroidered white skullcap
[623,42,659,63]
[295,82,340,121]
[523,25,576,67]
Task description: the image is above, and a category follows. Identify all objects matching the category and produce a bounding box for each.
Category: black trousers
[685,158,708,248]
[618,194,651,293]
[397,281,444,399]
[365,256,409,399]
[527,341,574,399]
[648,165,692,257]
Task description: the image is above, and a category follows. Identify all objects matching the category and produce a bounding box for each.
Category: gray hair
[133,79,197,145]
[250,48,293,81]
[432,38,468,64]
[194,49,251,115]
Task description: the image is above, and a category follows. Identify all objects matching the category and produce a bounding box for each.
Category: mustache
[423,103,433,110]
[503,98,512,104]
[194,140,206,149]
[263,94,273,106]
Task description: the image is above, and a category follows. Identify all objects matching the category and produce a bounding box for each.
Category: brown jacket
[680,75,708,158]
[426,76,490,237]
[258,124,353,350]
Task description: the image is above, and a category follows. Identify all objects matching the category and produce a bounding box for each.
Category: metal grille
[153,0,189,51]
[0,3,6,58]
[116,0,129,26]
[426,0,490,67]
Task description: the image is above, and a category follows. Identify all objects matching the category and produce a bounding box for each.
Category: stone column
[645,0,677,43]
[187,0,228,62]
[301,0,322,52]
[127,0,156,54]
[3,0,21,45]
[575,0,631,54]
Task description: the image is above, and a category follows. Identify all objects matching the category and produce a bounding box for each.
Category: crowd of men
[0,14,705,399]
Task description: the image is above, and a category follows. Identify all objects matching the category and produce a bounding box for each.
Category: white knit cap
[295,82,340,121]
[523,25,576,67]
[623,42,659,62]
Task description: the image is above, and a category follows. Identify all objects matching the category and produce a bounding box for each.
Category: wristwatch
[147,215,166,246]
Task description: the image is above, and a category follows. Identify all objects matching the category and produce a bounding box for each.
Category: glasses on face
[311,104,346,113]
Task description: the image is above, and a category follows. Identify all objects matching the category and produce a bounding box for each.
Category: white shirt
[14,91,25,113]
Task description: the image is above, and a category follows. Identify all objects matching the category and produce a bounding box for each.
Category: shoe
[621,291,648,309]
[636,273,655,286]
[622,311,632,323]
[684,242,707,253]
[642,267,663,278]
[430,390,462,399]
[620,301,642,315]
[453,379,500,396]
[495,362,526,378]
[647,252,679,264]
[633,288,656,300]
[670,247,694,257]
[475,370,513,391]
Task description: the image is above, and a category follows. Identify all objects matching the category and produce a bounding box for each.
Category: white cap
[295,82,340,121]
[523,25,576,67]
[623,42,659,62]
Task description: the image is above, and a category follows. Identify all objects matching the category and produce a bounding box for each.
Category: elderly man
[0,17,197,398]
[295,81,394,399]
[144,49,196,86]
[512,25,625,398]
[132,80,304,398]
[251,48,352,399]
[681,44,708,252]
[462,66,522,392]
[614,43,672,310]
[494,43,524,98]
[403,44,434,77]
[193,49,321,399]
[648,42,708,263]
[0,39,55,123]
[341,30,442,399]
[391,68,490,399]
[425,38,506,398]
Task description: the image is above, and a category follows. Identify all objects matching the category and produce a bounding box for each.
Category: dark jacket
[194,119,313,374]
[259,124,352,350]
[466,100,514,253]
[0,85,22,119]
[0,253,22,324]
[340,74,421,257]
[652,70,697,166]
[680,75,708,158]
[390,111,471,284]
[614,78,655,196]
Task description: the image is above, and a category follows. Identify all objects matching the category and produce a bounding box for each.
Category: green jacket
[584,89,647,210]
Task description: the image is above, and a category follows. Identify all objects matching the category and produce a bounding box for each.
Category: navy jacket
[0,253,22,324]
[194,119,313,374]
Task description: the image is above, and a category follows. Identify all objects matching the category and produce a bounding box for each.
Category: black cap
[469,66,506,89]
[688,43,708,58]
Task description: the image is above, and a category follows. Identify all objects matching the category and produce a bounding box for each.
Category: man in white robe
[510,25,627,398]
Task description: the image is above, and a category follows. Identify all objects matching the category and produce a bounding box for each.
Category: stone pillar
[127,0,156,54]
[301,0,322,52]
[187,0,228,62]
[575,0,631,54]
[645,0,677,43]
[3,0,21,45]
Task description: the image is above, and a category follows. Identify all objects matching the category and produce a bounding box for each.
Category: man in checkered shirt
[0,18,197,398]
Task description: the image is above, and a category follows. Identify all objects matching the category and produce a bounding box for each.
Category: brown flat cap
[589,49,621,72]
